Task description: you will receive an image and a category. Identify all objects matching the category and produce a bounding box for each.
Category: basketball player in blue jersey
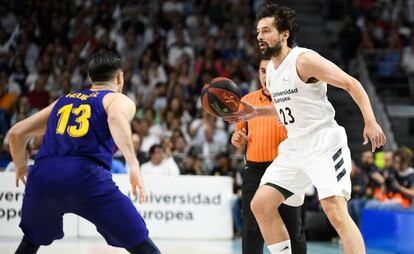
[8,51,161,254]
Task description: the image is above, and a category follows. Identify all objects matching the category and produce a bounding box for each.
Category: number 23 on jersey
[56,104,91,137]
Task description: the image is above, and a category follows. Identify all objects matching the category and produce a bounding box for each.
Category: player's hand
[129,165,146,204]
[231,128,247,149]
[363,121,386,152]
[224,101,256,123]
[15,165,28,187]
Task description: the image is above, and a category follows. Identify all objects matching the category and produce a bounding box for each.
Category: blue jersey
[36,89,116,169]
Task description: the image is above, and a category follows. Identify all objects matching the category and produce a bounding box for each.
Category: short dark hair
[395,147,413,166]
[256,3,299,47]
[88,51,122,82]
[149,144,163,156]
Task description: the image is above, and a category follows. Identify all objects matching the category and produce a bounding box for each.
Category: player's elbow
[8,124,23,142]
[341,76,359,93]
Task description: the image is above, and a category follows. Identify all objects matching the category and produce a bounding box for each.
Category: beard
[260,39,282,58]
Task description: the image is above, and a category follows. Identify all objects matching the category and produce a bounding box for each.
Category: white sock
[267,240,292,254]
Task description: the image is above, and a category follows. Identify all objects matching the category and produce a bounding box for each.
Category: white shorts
[260,124,352,207]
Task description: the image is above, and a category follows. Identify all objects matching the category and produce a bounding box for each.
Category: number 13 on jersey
[56,104,91,137]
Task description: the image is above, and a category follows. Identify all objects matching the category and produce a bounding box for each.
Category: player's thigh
[19,165,64,245]
[77,193,148,248]
[260,161,312,207]
[305,145,352,201]
[76,165,149,248]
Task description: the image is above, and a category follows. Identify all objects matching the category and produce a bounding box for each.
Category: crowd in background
[332,0,414,99]
[0,0,268,178]
[0,0,413,237]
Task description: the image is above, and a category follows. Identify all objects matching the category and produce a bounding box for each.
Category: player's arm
[224,101,277,123]
[104,93,145,203]
[8,101,56,187]
[296,52,386,152]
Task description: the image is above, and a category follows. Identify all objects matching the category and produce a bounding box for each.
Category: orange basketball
[200,77,242,117]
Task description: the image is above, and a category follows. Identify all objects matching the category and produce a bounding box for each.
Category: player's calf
[15,235,40,254]
[126,237,161,254]
[321,196,366,254]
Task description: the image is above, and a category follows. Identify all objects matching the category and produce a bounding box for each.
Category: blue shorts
[20,157,149,247]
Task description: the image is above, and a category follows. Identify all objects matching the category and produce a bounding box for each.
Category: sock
[267,240,292,254]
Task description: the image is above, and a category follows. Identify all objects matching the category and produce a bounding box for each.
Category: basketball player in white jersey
[225,4,386,254]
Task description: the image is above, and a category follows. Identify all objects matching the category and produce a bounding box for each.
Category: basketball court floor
[0,237,396,254]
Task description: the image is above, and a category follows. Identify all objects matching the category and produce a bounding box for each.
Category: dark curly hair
[256,3,299,47]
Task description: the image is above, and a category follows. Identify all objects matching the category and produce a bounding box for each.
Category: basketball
[200,77,243,117]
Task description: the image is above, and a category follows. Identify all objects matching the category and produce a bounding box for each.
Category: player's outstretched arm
[224,101,278,123]
[9,101,57,187]
[104,93,146,203]
[296,52,386,152]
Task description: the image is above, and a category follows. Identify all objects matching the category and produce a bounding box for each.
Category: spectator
[134,118,160,154]
[383,147,414,207]
[148,60,167,88]
[132,133,149,165]
[172,134,187,171]
[181,150,202,175]
[360,150,385,196]
[140,144,180,176]
[211,153,234,177]
[363,147,413,210]
[0,71,18,136]
[348,151,386,226]
[189,123,226,173]
[167,31,194,69]
[27,71,50,110]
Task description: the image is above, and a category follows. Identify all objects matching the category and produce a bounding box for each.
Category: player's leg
[250,185,291,254]
[278,204,307,254]
[16,163,65,253]
[75,164,160,253]
[241,167,265,254]
[126,237,160,254]
[308,126,365,254]
[320,196,365,254]
[253,149,311,254]
[15,235,40,254]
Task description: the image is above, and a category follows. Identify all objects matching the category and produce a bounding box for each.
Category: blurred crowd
[332,0,414,86]
[348,147,414,225]
[0,0,270,180]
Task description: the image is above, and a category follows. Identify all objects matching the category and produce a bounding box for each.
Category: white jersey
[266,46,337,138]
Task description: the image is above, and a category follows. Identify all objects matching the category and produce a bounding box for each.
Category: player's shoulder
[104,92,133,103]
[296,48,320,65]
[103,92,135,110]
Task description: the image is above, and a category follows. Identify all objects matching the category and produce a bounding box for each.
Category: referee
[231,57,306,254]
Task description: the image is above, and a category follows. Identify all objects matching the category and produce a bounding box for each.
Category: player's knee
[321,198,347,229]
[250,195,274,220]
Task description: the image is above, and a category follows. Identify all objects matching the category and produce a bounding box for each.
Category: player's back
[36,89,115,169]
